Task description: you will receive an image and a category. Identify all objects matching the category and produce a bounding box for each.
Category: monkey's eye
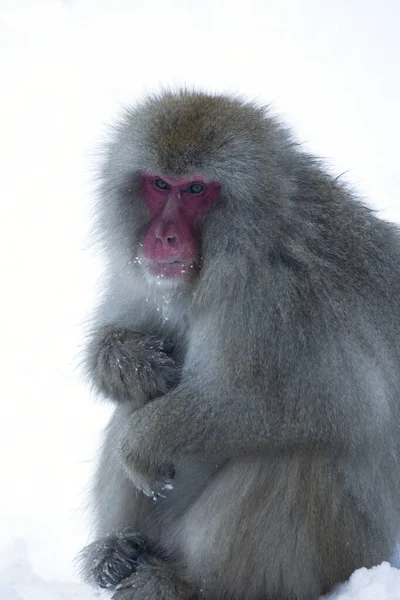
[186,182,205,194]
[154,178,170,190]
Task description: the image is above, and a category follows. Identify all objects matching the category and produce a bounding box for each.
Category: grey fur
[79,90,400,599]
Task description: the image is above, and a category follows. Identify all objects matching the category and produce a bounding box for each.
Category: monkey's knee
[78,528,149,590]
[112,559,194,600]
[178,457,391,599]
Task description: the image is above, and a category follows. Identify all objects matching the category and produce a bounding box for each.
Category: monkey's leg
[176,455,394,600]
[112,558,194,600]
[79,406,160,589]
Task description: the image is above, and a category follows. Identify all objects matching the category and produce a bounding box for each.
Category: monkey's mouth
[144,259,196,279]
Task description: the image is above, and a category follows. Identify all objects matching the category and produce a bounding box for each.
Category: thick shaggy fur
[79,91,400,600]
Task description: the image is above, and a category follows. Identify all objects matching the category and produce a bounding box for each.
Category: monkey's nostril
[167,236,177,245]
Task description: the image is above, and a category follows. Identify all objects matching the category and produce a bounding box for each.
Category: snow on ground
[0,541,400,600]
[327,564,400,600]
[0,539,111,600]
[0,0,400,598]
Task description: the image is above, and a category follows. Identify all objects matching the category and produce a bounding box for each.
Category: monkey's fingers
[153,339,175,354]
[78,529,147,589]
[123,459,175,500]
[137,353,180,399]
[151,465,175,500]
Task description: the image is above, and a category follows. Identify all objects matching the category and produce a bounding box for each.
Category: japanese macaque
[79,91,400,600]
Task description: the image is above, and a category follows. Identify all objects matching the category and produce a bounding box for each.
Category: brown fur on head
[105,90,287,184]
[141,91,267,176]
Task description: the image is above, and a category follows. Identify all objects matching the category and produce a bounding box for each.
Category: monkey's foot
[78,528,148,589]
[113,559,194,600]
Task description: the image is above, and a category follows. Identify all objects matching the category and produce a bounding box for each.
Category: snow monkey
[79,91,400,600]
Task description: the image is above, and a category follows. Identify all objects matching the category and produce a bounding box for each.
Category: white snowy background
[0,1,400,598]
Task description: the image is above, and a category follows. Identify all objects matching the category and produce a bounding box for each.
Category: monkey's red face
[140,174,220,280]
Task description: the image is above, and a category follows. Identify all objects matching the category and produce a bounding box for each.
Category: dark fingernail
[160,341,175,353]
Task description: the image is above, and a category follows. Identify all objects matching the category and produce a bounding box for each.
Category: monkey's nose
[155,232,179,248]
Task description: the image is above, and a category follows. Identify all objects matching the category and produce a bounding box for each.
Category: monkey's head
[100,90,291,290]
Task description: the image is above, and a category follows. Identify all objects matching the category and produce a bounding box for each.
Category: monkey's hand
[87,326,180,405]
[116,387,261,496]
[117,398,180,498]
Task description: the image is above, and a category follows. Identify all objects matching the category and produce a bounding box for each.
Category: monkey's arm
[117,341,389,497]
[85,277,180,406]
